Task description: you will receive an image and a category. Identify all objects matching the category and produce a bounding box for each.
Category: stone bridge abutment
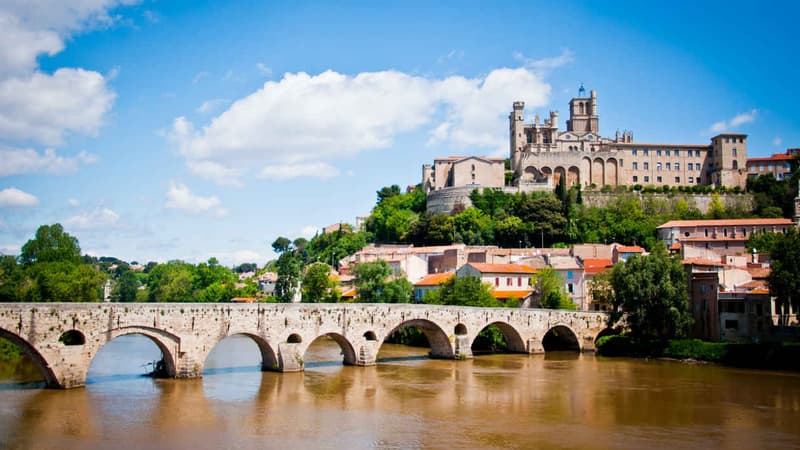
[0,303,609,388]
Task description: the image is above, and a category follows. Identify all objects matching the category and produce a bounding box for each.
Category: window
[506,277,512,286]
[632,176,638,182]
[567,271,573,280]
[732,148,737,156]
[633,162,638,170]
[725,137,730,143]
[675,177,680,183]
[665,149,670,156]
[696,150,701,157]
[704,228,708,237]
[725,320,738,330]
[644,162,649,170]
[675,163,680,171]
[632,149,638,155]
[657,149,662,156]
[657,176,662,183]
[742,228,747,237]
[732,160,739,169]
[684,231,690,237]
[518,277,522,287]
[688,163,693,171]
[643,149,649,156]
[689,177,694,183]
[568,283,574,294]
[644,176,650,183]
[657,163,662,171]
[666,163,671,170]
[495,277,499,287]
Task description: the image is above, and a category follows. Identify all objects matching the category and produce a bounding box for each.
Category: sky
[1,0,798,266]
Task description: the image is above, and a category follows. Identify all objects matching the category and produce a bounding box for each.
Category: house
[657,218,795,257]
[413,272,454,302]
[746,149,797,181]
[548,255,586,309]
[612,245,645,263]
[456,263,536,305]
[582,258,614,311]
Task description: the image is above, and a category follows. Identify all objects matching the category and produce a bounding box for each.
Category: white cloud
[68,197,80,207]
[64,207,120,230]
[186,160,243,187]
[437,50,464,64]
[192,71,210,84]
[256,63,272,76]
[773,136,783,147]
[165,181,228,217]
[299,225,319,239]
[169,66,551,184]
[195,98,228,114]
[513,49,575,70]
[0,243,20,255]
[259,162,341,180]
[0,68,115,146]
[708,109,758,133]
[0,187,39,207]
[0,147,96,176]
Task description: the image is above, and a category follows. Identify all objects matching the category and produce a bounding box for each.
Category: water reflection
[0,335,799,449]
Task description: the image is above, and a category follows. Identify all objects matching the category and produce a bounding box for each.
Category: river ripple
[1,334,799,449]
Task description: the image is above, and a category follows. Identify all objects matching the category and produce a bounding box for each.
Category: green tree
[353,260,392,303]
[302,262,337,303]
[0,255,24,301]
[428,276,498,307]
[114,269,139,302]
[533,267,575,310]
[768,227,800,321]
[383,278,413,303]
[274,250,301,303]
[147,261,195,302]
[271,236,292,253]
[20,224,81,265]
[609,244,692,339]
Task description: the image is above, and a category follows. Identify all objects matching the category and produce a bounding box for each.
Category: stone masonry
[0,303,609,389]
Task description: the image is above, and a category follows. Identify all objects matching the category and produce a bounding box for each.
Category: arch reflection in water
[86,334,171,385]
[542,325,581,352]
[471,322,527,354]
[303,334,357,369]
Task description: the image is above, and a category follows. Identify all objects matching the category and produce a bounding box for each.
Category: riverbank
[596,335,800,371]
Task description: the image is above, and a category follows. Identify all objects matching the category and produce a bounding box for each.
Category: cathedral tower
[567,85,599,133]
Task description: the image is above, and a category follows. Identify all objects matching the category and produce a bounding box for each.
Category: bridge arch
[87,326,180,379]
[470,321,527,353]
[301,332,358,366]
[204,332,279,372]
[542,324,581,352]
[381,318,453,359]
[0,327,59,387]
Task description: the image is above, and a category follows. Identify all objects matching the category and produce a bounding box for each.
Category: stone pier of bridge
[0,303,610,388]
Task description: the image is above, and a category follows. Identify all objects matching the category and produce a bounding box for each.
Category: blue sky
[1,0,798,266]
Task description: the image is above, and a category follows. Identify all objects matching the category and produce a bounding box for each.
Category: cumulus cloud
[68,197,80,207]
[513,49,575,70]
[195,98,228,114]
[0,146,96,176]
[0,187,39,207]
[256,63,272,76]
[165,181,228,217]
[168,64,553,184]
[709,109,758,133]
[64,207,120,230]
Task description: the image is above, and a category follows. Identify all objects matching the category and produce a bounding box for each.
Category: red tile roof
[583,258,613,275]
[230,297,257,303]
[669,242,682,251]
[746,267,770,279]
[682,258,724,267]
[658,218,793,228]
[414,272,454,286]
[467,263,537,274]
[747,154,793,163]
[492,290,534,299]
[616,246,644,253]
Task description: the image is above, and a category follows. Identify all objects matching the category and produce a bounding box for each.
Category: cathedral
[423,86,748,198]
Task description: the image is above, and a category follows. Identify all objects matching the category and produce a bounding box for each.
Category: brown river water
[1,334,799,449]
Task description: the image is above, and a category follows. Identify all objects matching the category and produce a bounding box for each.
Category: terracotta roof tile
[467,263,538,274]
[658,218,793,228]
[583,258,613,275]
[414,272,454,286]
[492,290,534,299]
[682,258,725,267]
[616,245,645,253]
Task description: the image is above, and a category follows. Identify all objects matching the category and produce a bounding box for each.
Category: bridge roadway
[0,302,609,388]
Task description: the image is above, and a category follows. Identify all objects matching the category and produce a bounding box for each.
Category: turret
[509,102,526,169]
[550,111,559,130]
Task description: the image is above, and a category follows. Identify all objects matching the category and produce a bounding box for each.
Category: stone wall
[581,192,754,214]
[0,303,608,388]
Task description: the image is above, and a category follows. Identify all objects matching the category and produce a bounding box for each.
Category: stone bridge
[0,303,610,389]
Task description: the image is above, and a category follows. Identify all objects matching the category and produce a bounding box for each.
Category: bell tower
[567,84,599,133]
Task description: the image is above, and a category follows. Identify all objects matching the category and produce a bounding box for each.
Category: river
[1,334,799,449]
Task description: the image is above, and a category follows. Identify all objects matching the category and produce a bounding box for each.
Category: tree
[383,278,413,303]
[302,263,337,303]
[533,267,575,310]
[353,260,391,303]
[609,244,692,339]
[114,269,139,302]
[376,184,402,204]
[271,236,292,253]
[427,276,498,307]
[147,261,195,302]
[768,227,800,321]
[274,250,301,303]
[20,224,81,265]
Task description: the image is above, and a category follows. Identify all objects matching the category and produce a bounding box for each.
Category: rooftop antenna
[578,83,586,97]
